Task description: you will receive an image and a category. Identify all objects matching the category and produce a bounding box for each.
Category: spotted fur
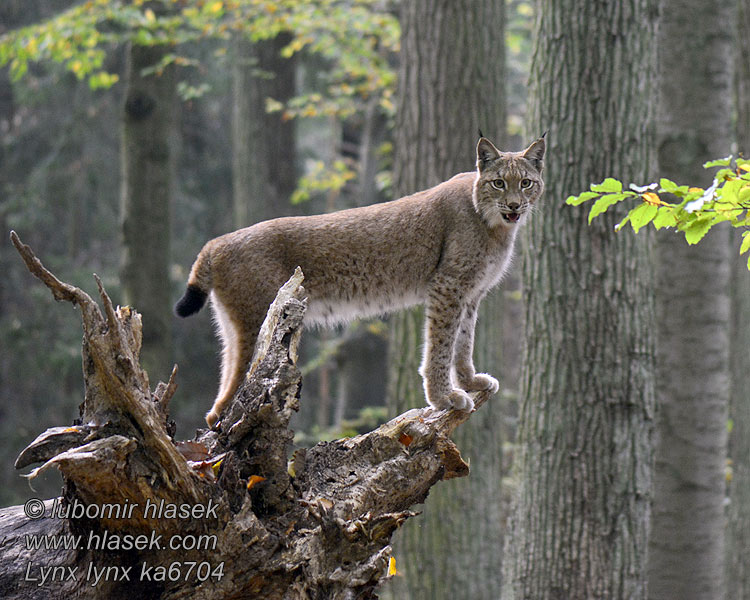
[176,135,546,427]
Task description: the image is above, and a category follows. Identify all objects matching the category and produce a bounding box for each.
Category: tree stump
[0,231,491,599]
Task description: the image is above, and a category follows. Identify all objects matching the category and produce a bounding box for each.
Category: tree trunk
[120,39,176,383]
[384,1,507,598]
[726,1,750,596]
[502,1,658,598]
[231,33,296,228]
[2,232,495,600]
[648,3,735,599]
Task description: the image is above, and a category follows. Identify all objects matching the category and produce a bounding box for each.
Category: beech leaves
[566,157,750,268]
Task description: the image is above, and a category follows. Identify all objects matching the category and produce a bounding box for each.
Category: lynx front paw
[463,373,500,394]
[425,390,475,411]
[448,390,475,411]
[425,388,474,412]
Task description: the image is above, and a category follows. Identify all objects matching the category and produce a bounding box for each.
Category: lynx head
[473,134,546,228]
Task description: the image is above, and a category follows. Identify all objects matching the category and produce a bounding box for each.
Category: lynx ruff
[176,135,546,427]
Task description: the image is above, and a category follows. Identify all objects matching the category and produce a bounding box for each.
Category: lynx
[176,134,546,427]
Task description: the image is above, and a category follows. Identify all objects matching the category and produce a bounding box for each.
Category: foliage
[0,0,399,115]
[290,158,355,204]
[566,157,750,268]
[0,0,399,210]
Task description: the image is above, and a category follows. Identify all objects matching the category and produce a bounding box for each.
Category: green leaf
[588,193,626,224]
[718,178,743,204]
[683,215,714,245]
[652,206,677,230]
[591,178,623,193]
[717,208,745,224]
[290,188,310,205]
[715,168,736,182]
[740,231,750,255]
[659,178,678,192]
[659,178,692,196]
[566,191,599,206]
[88,70,119,89]
[703,156,733,168]
[629,203,658,233]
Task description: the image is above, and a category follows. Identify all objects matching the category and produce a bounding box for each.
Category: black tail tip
[175,285,208,317]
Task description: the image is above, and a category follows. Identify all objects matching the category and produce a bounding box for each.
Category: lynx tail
[175,244,213,317]
[174,285,208,317]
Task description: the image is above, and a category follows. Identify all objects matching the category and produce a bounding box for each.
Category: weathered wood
[1,233,490,599]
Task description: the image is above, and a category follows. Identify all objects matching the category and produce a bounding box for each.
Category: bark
[120,38,176,383]
[726,1,750,596]
[648,2,734,599]
[231,33,297,228]
[384,1,507,598]
[1,232,494,600]
[727,239,750,600]
[502,1,657,598]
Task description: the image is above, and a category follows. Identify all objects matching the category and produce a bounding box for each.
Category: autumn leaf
[246,475,267,490]
[175,440,210,461]
[398,432,413,447]
[388,556,399,576]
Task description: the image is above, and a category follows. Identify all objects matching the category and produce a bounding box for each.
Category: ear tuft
[522,135,546,171]
[476,137,501,170]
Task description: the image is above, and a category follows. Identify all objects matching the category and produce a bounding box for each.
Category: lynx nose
[507,201,520,212]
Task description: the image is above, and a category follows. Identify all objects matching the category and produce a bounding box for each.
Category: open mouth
[502,212,521,224]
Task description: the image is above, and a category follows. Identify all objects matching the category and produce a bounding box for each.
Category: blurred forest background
[1,1,749,599]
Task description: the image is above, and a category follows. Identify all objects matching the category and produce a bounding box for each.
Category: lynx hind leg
[206,296,258,428]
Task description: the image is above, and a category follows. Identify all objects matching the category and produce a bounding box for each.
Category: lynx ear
[477,137,501,170]
[523,134,546,171]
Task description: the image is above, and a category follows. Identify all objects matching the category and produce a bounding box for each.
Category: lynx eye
[520,178,533,189]
[490,179,506,190]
